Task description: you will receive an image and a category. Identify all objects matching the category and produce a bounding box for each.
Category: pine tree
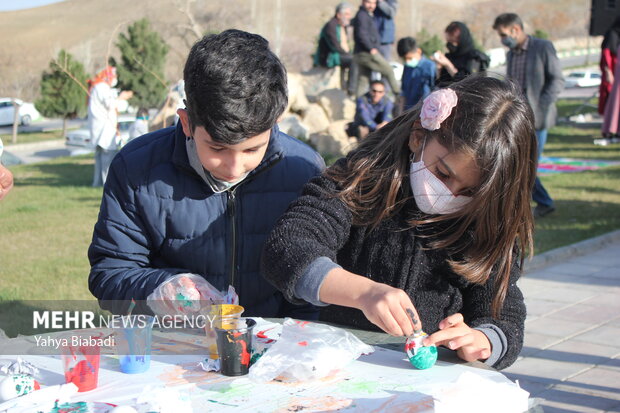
[117,19,169,109]
[35,50,89,138]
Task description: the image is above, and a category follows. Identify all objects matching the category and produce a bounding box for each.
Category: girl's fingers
[446,332,475,350]
[438,313,464,330]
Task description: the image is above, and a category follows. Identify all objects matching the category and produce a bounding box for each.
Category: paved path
[506,233,620,412]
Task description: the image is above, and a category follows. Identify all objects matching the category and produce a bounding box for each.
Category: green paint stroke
[337,379,382,394]
[176,293,193,308]
[409,345,438,369]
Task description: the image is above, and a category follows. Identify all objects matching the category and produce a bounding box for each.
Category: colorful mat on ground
[538,157,620,175]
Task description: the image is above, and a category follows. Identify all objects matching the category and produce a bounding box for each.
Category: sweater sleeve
[261,170,354,305]
[460,253,526,370]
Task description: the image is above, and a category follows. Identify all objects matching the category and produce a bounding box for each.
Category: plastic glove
[147,273,237,317]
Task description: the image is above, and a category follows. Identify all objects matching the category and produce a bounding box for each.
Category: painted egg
[405,332,438,370]
[0,374,40,402]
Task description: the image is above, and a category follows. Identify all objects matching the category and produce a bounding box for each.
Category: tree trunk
[11,99,21,144]
[62,117,68,139]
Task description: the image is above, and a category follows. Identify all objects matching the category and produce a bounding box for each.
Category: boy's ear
[177,108,193,138]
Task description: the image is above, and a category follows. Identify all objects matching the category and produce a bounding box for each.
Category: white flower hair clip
[420,88,458,131]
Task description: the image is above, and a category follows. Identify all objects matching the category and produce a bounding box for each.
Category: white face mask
[409,140,472,215]
[110,77,118,87]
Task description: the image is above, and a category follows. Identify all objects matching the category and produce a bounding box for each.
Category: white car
[0,98,40,126]
[565,70,602,88]
[65,115,134,152]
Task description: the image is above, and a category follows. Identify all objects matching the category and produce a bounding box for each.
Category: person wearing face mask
[432,21,489,86]
[88,31,325,318]
[262,75,536,370]
[396,36,436,112]
[493,13,564,218]
[88,65,133,187]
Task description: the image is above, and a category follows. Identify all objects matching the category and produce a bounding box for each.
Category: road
[0,118,85,135]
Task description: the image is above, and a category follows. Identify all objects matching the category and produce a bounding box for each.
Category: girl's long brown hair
[326,75,537,318]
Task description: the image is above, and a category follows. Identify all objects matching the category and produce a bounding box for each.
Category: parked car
[565,70,602,88]
[0,98,41,126]
[65,115,134,152]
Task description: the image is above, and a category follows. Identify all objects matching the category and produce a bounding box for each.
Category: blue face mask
[405,58,420,68]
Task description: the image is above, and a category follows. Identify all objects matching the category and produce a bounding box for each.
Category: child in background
[262,75,536,370]
[397,37,436,112]
[128,107,149,142]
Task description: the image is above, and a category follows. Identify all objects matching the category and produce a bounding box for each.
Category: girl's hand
[356,281,422,337]
[423,313,491,362]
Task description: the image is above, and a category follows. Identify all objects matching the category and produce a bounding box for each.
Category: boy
[88,30,325,317]
[397,37,436,112]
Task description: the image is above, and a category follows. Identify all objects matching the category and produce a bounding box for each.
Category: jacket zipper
[227,187,238,288]
[225,154,283,290]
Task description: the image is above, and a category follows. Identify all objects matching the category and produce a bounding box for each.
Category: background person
[396,36,436,112]
[374,0,398,60]
[88,66,133,187]
[493,12,564,218]
[433,21,488,85]
[262,76,536,370]
[599,17,620,118]
[352,0,400,96]
[315,2,356,95]
[0,138,14,201]
[349,80,393,139]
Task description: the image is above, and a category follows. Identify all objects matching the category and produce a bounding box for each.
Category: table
[0,318,531,412]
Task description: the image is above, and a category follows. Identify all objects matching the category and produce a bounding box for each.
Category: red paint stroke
[238,339,251,366]
[298,341,308,346]
[256,327,275,338]
[404,341,417,352]
[295,321,310,328]
[232,331,243,338]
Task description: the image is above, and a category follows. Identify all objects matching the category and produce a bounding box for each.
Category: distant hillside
[0,0,589,101]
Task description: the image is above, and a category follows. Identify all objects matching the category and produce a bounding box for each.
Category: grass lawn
[1,130,64,145]
[1,123,619,335]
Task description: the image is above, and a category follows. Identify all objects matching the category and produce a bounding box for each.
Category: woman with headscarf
[432,21,487,85]
[599,17,620,116]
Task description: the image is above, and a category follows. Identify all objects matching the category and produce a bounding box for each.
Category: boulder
[278,114,309,140]
[317,88,355,121]
[287,73,310,114]
[310,120,357,157]
[299,66,342,98]
[302,103,330,134]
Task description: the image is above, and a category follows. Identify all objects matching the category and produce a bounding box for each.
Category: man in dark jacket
[88,30,325,317]
[374,0,398,60]
[493,13,564,218]
[315,2,356,94]
[352,0,400,96]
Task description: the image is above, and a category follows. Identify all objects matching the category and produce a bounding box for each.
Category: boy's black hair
[369,80,385,89]
[183,29,288,145]
[136,107,149,118]
[397,37,418,58]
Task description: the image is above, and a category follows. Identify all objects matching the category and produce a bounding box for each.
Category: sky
[0,0,64,12]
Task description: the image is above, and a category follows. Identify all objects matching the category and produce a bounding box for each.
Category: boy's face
[402,49,422,62]
[178,109,271,183]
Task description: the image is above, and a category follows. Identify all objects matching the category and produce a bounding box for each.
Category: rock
[317,88,355,121]
[278,115,309,140]
[310,120,356,157]
[287,73,310,114]
[302,103,330,134]
[299,67,342,98]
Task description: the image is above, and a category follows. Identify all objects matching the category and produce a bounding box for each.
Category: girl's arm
[262,171,421,336]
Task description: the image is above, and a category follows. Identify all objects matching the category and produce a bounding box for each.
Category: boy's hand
[357,281,422,337]
[423,313,491,362]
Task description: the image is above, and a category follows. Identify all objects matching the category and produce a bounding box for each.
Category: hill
[0,0,589,101]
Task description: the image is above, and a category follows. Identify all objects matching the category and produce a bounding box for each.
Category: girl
[261,75,536,370]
